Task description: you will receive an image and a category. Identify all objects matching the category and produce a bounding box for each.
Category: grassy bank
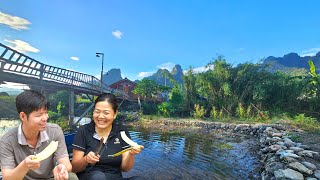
[138,113,320,132]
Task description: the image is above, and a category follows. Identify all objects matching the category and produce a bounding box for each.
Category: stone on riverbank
[274,168,304,180]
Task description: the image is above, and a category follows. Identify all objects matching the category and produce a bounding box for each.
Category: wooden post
[41,89,49,99]
[69,91,75,130]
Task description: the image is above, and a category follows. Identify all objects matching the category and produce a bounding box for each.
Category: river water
[123,128,260,180]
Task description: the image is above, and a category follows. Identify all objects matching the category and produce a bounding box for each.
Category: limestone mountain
[263,51,320,73]
[102,68,123,85]
[171,64,184,85]
[147,64,184,87]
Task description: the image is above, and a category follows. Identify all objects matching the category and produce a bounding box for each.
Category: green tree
[49,90,69,116]
[169,84,185,116]
[183,67,197,113]
[197,56,232,110]
[306,60,320,97]
[133,78,170,101]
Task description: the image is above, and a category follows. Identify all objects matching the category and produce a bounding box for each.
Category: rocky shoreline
[130,119,320,180]
[259,126,320,180]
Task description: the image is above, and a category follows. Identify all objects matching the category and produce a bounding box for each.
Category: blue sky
[1,0,320,82]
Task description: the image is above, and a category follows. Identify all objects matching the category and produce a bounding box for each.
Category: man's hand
[24,155,41,170]
[53,164,69,180]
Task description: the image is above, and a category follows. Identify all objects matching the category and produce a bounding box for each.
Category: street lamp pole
[96,52,104,93]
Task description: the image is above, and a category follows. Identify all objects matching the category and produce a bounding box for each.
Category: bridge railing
[0,43,125,96]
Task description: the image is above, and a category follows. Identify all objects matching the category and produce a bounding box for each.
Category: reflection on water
[123,128,259,180]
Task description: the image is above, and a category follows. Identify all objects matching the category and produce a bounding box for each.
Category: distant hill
[117,51,320,88]
[263,51,320,73]
[0,87,23,96]
[102,68,123,85]
[147,64,184,87]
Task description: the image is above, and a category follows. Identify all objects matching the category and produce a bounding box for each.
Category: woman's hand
[129,145,144,156]
[121,145,144,171]
[85,151,100,164]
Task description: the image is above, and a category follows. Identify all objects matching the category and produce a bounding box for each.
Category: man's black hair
[16,90,50,117]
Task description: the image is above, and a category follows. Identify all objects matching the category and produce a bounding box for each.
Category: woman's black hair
[94,93,118,112]
[16,90,49,117]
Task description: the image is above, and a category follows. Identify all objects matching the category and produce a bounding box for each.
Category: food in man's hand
[33,141,58,161]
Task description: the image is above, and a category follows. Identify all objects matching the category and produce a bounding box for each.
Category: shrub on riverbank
[48,116,71,132]
[272,114,320,131]
[138,112,320,132]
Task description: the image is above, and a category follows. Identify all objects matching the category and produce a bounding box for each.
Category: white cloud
[0,82,29,90]
[5,39,39,53]
[183,65,214,74]
[193,66,207,73]
[235,48,245,52]
[156,62,175,70]
[300,48,320,57]
[70,56,79,61]
[138,71,154,78]
[0,11,31,30]
[95,74,101,79]
[112,30,123,39]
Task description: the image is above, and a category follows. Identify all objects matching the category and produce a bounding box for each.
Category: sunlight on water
[0,119,20,136]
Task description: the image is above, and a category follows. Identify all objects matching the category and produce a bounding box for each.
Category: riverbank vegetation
[133,57,320,131]
[1,57,320,132]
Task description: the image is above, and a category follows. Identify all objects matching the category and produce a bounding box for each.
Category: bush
[141,102,158,115]
[293,114,319,130]
[116,111,140,122]
[210,106,218,120]
[48,112,71,132]
[236,103,245,119]
[158,102,174,117]
[48,111,60,121]
[54,116,71,132]
[246,105,252,119]
[193,104,206,119]
[219,109,224,119]
[0,95,15,103]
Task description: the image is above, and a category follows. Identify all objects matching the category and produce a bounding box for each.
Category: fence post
[69,91,75,131]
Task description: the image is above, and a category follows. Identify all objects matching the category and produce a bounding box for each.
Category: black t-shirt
[72,121,131,176]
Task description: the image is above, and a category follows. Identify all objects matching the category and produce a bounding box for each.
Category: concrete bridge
[0,43,128,128]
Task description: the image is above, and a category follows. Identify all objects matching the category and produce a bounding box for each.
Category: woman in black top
[72,93,144,180]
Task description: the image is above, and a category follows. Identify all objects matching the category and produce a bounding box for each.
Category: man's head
[16,90,49,118]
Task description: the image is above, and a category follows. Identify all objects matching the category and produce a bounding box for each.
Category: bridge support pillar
[41,89,49,99]
[69,91,75,130]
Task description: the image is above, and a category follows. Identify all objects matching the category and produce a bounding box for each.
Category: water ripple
[123,130,259,179]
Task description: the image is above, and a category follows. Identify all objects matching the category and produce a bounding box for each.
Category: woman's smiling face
[93,101,117,129]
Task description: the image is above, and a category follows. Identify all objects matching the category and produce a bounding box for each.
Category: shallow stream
[123,128,260,180]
